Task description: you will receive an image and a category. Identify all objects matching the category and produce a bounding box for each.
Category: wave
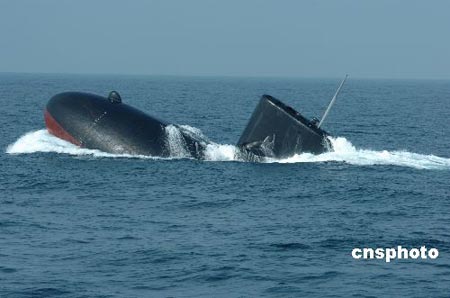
[269,137,450,170]
[6,128,450,170]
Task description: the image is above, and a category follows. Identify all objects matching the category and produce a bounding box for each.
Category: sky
[1,0,449,79]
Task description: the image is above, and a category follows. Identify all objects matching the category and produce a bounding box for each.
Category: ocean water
[1,73,449,297]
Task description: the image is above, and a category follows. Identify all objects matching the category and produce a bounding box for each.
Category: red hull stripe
[44,109,81,146]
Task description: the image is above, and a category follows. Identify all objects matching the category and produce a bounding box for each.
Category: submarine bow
[44,91,206,158]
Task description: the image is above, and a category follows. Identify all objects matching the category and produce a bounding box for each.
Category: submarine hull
[44,92,206,158]
[45,92,331,160]
[237,95,331,158]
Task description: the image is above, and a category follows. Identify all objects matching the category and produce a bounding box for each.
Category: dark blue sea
[1,73,449,297]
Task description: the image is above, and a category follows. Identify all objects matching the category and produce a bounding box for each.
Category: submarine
[44,91,208,158]
[237,94,331,158]
[237,75,347,158]
[44,76,347,160]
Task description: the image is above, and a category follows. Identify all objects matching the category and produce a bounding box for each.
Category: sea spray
[6,128,450,170]
[275,137,450,170]
[164,125,191,158]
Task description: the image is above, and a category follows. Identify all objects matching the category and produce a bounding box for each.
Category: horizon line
[1,71,449,81]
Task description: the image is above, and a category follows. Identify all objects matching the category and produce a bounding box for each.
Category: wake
[6,128,450,170]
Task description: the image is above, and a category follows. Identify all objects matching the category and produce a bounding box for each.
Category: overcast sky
[1,0,449,79]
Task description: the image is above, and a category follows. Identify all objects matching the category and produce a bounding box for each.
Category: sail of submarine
[237,75,348,158]
[44,76,348,160]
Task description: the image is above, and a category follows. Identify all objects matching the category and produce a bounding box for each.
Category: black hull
[45,92,206,158]
[237,95,332,158]
[44,91,332,160]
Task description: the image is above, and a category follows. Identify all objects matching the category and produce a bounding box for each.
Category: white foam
[6,129,450,170]
[164,125,191,158]
[204,143,241,161]
[270,137,450,170]
[5,130,159,159]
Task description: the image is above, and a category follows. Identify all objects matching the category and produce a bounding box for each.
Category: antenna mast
[317,75,348,128]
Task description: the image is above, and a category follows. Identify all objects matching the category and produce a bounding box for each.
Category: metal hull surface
[45,92,205,158]
[237,95,331,158]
